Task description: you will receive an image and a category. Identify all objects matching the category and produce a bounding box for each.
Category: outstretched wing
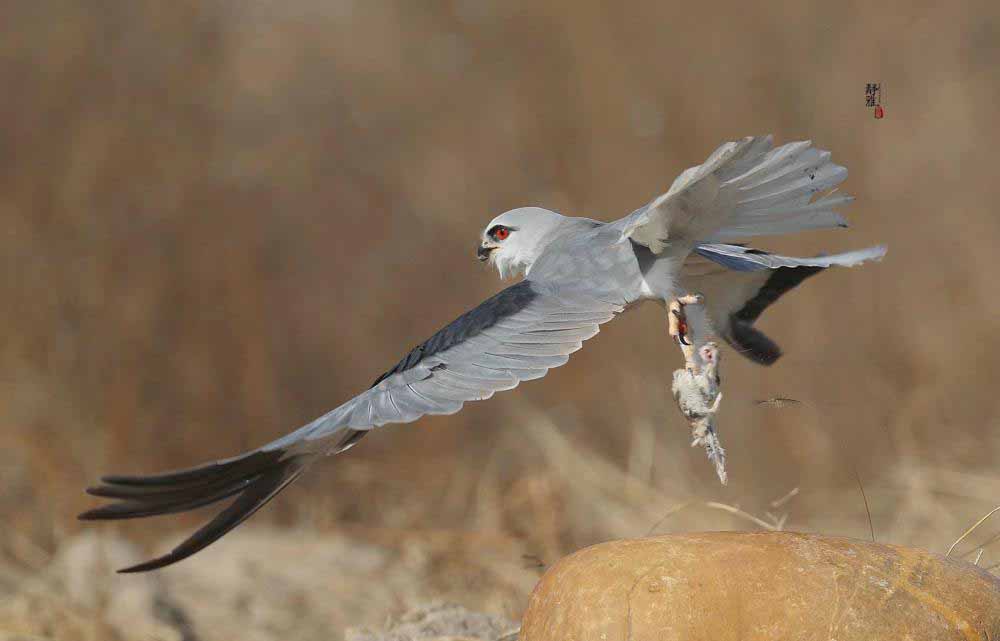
[621,136,775,252]
[80,279,623,571]
[286,279,623,440]
[622,136,853,252]
[680,243,886,365]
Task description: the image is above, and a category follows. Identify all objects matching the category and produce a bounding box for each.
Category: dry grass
[2,413,998,639]
[2,0,999,639]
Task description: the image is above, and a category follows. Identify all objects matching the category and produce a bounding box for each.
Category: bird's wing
[80,279,623,571]
[620,135,853,252]
[680,243,885,365]
[289,279,623,439]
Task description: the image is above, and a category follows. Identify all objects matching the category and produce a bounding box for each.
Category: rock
[520,531,1000,641]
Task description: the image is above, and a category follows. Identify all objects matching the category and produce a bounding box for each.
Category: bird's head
[699,342,719,364]
[477,207,566,279]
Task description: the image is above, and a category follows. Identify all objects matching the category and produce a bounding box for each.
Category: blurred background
[2,0,999,639]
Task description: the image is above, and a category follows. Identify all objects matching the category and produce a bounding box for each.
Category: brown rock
[520,531,1000,641]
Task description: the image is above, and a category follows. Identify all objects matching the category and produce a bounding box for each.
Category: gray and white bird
[81,135,885,572]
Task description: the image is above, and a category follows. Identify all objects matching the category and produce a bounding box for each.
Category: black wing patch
[79,449,305,572]
[370,280,538,387]
[78,426,369,572]
[726,265,824,365]
[733,265,824,324]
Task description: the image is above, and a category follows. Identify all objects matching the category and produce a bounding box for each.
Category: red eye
[495,227,510,241]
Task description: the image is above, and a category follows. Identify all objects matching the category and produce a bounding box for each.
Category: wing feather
[299,280,617,438]
[622,136,857,250]
[681,244,885,364]
[81,230,612,572]
[622,136,771,252]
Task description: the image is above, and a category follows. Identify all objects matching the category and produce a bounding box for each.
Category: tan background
[2,1,998,639]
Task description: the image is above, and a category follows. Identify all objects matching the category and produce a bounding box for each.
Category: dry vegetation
[1,0,999,639]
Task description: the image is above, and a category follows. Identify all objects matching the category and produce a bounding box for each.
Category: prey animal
[81,136,885,572]
[669,294,727,484]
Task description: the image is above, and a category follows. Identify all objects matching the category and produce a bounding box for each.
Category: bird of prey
[80,135,886,572]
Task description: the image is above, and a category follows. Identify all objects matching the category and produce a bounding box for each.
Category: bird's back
[528,217,650,306]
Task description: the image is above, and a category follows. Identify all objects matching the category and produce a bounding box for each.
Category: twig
[974,548,984,566]
[832,434,877,543]
[704,501,779,531]
[853,467,876,542]
[645,501,692,536]
[947,505,1000,557]
[959,529,1000,559]
[765,511,789,530]
[770,487,799,509]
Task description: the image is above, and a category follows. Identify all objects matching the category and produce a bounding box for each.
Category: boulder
[520,531,1000,641]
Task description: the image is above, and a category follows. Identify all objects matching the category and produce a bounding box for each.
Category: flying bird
[80,135,886,572]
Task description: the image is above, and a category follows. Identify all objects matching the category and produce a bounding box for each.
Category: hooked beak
[477,243,496,262]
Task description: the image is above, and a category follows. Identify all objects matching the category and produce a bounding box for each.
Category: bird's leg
[668,294,704,372]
